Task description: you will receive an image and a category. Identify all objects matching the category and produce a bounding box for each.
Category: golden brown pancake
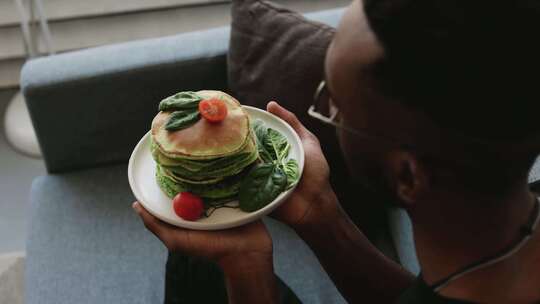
[151,90,250,160]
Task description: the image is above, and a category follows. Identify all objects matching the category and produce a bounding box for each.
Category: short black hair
[363,0,540,142]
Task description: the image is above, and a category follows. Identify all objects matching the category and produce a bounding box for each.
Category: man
[133,0,540,302]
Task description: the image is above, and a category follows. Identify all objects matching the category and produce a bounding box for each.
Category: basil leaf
[283,159,300,189]
[252,120,274,163]
[159,91,202,112]
[165,110,201,131]
[239,163,287,212]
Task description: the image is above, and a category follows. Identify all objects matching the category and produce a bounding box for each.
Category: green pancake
[156,164,251,199]
[151,133,257,172]
[161,152,258,182]
[152,132,258,182]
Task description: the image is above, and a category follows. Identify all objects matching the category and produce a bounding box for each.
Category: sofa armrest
[21,27,230,173]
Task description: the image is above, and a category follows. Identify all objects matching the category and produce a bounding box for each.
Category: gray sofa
[21,8,420,304]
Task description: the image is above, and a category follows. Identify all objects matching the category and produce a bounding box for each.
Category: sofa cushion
[26,165,168,304]
[264,217,347,304]
[229,0,338,113]
[228,1,339,145]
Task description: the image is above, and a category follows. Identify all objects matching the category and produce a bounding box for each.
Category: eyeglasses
[308,80,412,149]
[308,81,357,135]
[307,81,527,168]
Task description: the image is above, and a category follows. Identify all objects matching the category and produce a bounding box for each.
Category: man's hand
[267,103,413,304]
[132,202,272,268]
[133,203,278,304]
[266,101,341,229]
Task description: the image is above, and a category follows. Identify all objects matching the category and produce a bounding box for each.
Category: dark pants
[165,251,302,304]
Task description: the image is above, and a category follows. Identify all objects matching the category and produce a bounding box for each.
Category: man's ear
[385,151,429,206]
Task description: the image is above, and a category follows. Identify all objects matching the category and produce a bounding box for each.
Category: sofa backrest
[21,27,230,173]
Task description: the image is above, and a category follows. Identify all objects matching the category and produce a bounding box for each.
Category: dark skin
[134,0,540,303]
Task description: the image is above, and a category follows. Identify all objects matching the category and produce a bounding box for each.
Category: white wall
[0,0,349,89]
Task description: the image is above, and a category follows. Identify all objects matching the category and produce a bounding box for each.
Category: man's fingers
[133,202,207,255]
[132,201,172,245]
[267,101,311,139]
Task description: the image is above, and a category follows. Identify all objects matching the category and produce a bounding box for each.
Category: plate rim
[128,105,305,230]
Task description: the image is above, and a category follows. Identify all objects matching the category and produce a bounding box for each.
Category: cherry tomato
[199,98,228,123]
[173,192,204,221]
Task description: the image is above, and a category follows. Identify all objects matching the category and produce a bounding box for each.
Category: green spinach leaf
[159,91,202,112]
[283,159,299,189]
[265,128,289,162]
[165,110,201,131]
[239,163,287,212]
[242,121,300,211]
[252,120,273,163]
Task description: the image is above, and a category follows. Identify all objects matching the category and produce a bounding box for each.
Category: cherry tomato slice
[199,98,228,123]
[173,192,204,221]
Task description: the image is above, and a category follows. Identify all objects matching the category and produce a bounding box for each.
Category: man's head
[324,0,540,207]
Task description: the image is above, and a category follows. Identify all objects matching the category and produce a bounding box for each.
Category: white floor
[0,252,24,304]
[0,89,45,254]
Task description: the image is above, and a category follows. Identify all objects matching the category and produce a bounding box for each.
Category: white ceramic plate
[128,106,305,230]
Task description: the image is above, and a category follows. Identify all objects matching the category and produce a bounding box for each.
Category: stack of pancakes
[151,90,258,201]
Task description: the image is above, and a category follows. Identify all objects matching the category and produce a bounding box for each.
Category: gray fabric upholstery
[304,7,345,26]
[26,165,168,304]
[21,27,230,173]
[529,157,540,184]
[265,217,347,304]
[387,209,420,276]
